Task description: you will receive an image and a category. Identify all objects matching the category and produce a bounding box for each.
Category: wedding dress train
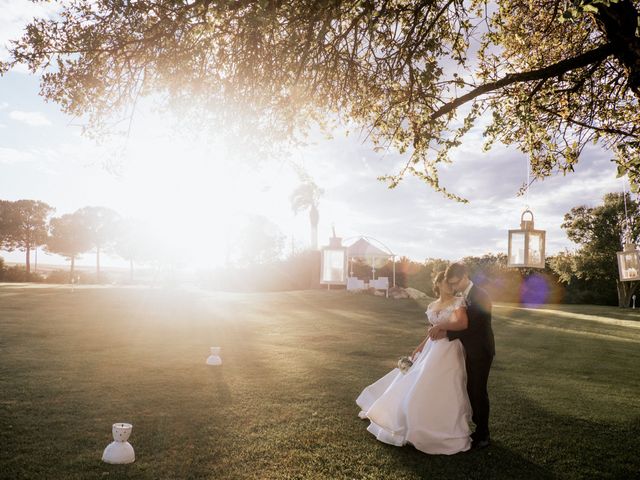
[356,297,471,455]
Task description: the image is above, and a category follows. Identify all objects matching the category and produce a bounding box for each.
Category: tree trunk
[130,258,134,282]
[25,243,30,274]
[309,205,319,250]
[96,245,100,282]
[625,282,638,307]
[69,256,75,284]
[616,280,639,307]
[309,250,321,288]
[616,280,624,306]
[310,224,318,250]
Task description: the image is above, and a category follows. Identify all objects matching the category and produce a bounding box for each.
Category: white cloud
[9,110,51,126]
[0,101,7,110]
[0,146,35,164]
[299,123,627,263]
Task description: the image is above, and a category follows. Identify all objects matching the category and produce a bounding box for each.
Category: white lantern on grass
[102,423,135,464]
[206,346,222,365]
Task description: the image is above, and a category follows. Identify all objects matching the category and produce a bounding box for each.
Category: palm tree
[290,180,323,250]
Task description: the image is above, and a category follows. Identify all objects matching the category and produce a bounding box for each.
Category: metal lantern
[617,243,640,282]
[508,209,546,269]
[320,236,348,286]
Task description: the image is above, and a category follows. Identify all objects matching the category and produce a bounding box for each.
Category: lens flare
[519,273,564,307]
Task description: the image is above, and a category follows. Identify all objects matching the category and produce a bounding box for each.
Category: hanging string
[526,153,530,210]
[622,177,630,244]
[524,111,531,210]
[623,181,629,220]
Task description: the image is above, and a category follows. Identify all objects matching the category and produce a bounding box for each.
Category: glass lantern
[508,209,546,269]
[320,236,347,285]
[617,243,640,282]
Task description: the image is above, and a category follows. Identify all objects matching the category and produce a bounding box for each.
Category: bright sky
[0,1,628,270]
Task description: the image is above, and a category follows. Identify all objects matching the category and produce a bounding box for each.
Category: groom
[429,262,495,449]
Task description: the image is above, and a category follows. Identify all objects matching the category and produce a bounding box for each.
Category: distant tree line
[213,246,624,307]
[0,200,138,282]
[550,192,639,308]
[0,199,291,284]
[1,193,637,307]
[397,193,638,308]
[399,253,618,306]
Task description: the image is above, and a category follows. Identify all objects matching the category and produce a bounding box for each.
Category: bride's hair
[433,271,446,296]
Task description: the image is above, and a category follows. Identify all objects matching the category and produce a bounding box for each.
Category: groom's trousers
[466,354,493,440]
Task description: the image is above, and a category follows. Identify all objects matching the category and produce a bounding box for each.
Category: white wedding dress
[356,297,471,455]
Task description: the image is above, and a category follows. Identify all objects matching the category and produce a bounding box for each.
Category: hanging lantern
[320,236,347,286]
[508,209,546,268]
[617,243,640,281]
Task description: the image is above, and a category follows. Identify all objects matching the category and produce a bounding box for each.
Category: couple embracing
[356,262,495,455]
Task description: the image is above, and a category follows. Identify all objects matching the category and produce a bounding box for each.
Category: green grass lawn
[0,284,639,479]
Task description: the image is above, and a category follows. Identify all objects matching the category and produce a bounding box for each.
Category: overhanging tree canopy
[3,0,640,198]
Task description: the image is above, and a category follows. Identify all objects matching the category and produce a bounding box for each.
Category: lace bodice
[426,297,466,325]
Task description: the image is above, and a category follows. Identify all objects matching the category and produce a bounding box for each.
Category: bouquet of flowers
[397,356,413,374]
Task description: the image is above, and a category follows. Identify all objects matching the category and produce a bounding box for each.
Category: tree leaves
[553,190,639,305]
[4,0,640,198]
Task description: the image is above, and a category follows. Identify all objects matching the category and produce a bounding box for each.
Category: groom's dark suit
[447,284,495,441]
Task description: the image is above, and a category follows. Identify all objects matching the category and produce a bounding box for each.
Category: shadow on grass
[387,442,555,480]
[3,288,638,479]
[350,387,640,480]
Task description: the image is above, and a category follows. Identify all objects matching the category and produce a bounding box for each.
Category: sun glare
[116,122,299,268]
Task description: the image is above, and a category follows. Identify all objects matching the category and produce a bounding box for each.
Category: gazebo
[345,236,396,289]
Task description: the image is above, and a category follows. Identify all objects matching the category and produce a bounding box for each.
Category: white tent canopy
[345,236,396,287]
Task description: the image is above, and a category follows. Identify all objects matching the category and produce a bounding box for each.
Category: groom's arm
[473,289,492,326]
[446,289,492,341]
[446,328,463,341]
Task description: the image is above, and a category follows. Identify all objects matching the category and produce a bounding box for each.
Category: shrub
[44,270,74,284]
[1,265,44,283]
[198,251,322,292]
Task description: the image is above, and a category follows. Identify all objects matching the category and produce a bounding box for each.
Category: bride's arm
[443,307,469,331]
[429,307,468,338]
[411,335,429,359]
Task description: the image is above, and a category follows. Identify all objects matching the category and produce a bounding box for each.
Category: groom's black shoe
[471,437,490,449]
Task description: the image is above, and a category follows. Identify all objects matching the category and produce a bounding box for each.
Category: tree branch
[430,42,616,120]
[537,105,639,138]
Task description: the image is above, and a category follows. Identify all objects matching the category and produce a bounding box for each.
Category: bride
[356,271,472,455]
